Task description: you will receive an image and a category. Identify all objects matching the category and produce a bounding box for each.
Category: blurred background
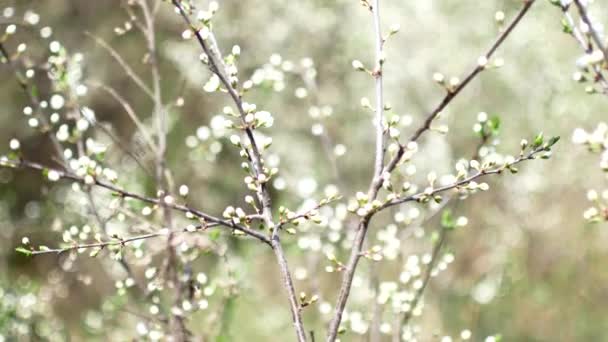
[1,0,607,341]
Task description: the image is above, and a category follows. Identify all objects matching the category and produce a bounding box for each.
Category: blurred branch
[86,81,158,153]
[0,42,65,160]
[2,36,149,292]
[573,0,608,66]
[139,0,188,337]
[84,31,155,100]
[401,227,447,327]
[326,2,537,340]
[558,2,608,91]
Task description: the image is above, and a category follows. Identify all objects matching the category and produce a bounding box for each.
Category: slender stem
[22,222,216,256]
[325,2,536,340]
[2,36,147,290]
[370,0,385,192]
[170,2,307,340]
[86,81,158,153]
[84,31,155,100]
[573,0,608,66]
[139,0,188,338]
[558,3,608,92]
[1,159,271,245]
[0,42,64,161]
[381,147,544,210]
[401,229,447,326]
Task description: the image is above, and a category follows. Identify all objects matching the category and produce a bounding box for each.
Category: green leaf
[533,132,544,148]
[488,116,501,136]
[209,229,221,241]
[90,248,102,258]
[30,85,39,99]
[441,209,455,230]
[561,18,573,34]
[15,247,32,256]
[546,136,560,149]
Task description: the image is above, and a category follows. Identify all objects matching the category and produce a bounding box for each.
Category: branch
[325,2,536,340]
[170,3,310,340]
[86,81,158,153]
[0,158,271,245]
[401,227,447,327]
[84,31,155,100]
[0,42,65,160]
[558,2,608,91]
[17,222,218,256]
[573,0,608,66]
[380,146,546,210]
[370,0,386,191]
[2,38,148,288]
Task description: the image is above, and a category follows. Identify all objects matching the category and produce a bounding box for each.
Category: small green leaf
[561,18,573,34]
[546,136,560,149]
[488,116,501,136]
[15,247,32,256]
[533,132,544,148]
[30,85,39,99]
[209,229,221,241]
[548,0,562,7]
[441,209,455,230]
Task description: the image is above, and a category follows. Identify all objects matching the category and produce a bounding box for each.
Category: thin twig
[1,158,271,245]
[559,3,608,90]
[370,0,386,192]
[86,81,158,153]
[401,228,447,327]
[0,42,65,161]
[573,0,608,66]
[20,222,217,256]
[84,31,155,100]
[381,147,545,210]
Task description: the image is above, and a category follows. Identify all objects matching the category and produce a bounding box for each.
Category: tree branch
[18,222,218,256]
[573,0,608,66]
[370,0,386,191]
[325,2,536,340]
[1,158,271,245]
[170,2,307,340]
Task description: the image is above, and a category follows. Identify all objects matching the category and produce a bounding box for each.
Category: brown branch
[401,227,447,327]
[170,1,307,340]
[20,222,217,256]
[325,2,537,340]
[2,39,148,287]
[0,42,65,160]
[84,31,155,100]
[1,159,271,245]
[559,3,608,91]
[573,0,608,66]
[380,146,545,210]
[86,81,158,153]
[370,0,386,191]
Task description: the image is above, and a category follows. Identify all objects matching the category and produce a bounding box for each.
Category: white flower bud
[352,60,365,71]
